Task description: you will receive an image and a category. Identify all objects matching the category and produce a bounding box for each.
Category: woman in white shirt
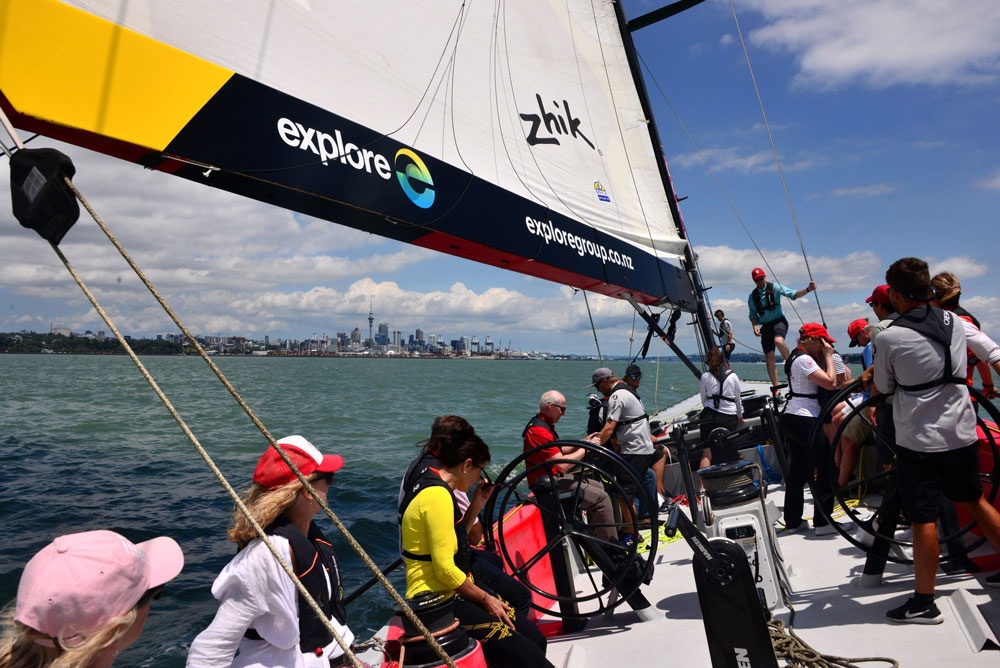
[781,324,839,534]
[187,436,357,668]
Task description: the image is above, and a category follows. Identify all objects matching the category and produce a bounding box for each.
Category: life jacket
[521,415,559,441]
[397,462,471,574]
[587,397,609,434]
[706,368,736,409]
[889,304,967,392]
[249,516,347,656]
[609,382,649,430]
[783,348,819,400]
[952,307,981,372]
[751,282,777,317]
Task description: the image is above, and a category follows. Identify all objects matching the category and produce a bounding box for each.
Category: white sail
[0,0,695,307]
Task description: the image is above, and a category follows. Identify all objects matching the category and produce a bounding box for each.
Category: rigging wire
[634,50,807,327]
[21,157,459,667]
[582,289,603,362]
[727,0,825,326]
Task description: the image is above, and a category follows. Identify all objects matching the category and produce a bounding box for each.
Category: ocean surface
[0,354,772,667]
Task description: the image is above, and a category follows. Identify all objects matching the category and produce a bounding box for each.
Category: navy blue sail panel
[158,75,694,308]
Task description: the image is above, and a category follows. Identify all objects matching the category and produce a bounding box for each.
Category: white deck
[538,483,1000,668]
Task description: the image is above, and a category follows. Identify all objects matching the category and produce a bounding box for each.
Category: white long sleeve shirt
[187,536,354,668]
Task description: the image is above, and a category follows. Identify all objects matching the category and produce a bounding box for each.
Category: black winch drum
[698,460,761,509]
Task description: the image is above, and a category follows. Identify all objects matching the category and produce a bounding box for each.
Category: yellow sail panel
[0,0,232,151]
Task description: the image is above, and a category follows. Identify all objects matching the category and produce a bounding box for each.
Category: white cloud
[830,183,898,198]
[978,168,1000,190]
[739,0,1000,90]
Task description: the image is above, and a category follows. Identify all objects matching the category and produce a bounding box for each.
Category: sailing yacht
[2,1,998,666]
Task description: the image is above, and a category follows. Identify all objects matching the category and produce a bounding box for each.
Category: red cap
[253,435,344,490]
[751,267,766,280]
[847,318,869,347]
[865,284,891,306]
[800,322,836,344]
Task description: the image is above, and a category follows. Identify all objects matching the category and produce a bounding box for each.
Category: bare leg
[912,521,939,596]
[765,351,778,387]
[651,450,666,496]
[964,496,1000,550]
[774,335,790,361]
[837,437,859,488]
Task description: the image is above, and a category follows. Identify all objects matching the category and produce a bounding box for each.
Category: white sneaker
[814,523,838,537]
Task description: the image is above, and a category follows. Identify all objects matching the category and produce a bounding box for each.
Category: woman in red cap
[781,323,839,535]
[188,435,358,668]
[1,530,183,668]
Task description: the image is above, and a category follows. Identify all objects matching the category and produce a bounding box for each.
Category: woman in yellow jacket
[398,426,551,668]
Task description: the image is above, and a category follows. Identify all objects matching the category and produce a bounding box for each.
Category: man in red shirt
[522,390,617,543]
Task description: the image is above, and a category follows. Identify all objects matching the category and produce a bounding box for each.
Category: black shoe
[885,597,942,625]
[985,572,1000,588]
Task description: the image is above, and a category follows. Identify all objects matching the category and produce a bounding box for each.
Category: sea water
[0,354,769,667]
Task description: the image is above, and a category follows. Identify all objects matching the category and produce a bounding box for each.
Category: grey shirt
[607,386,654,455]
[873,309,977,453]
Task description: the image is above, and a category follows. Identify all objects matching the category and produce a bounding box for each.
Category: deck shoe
[885,597,942,625]
[813,523,837,537]
[985,572,1000,588]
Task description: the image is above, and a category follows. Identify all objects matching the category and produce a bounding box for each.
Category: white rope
[52,174,457,668]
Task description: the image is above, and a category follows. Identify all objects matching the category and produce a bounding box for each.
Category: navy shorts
[760,318,788,355]
[896,443,983,523]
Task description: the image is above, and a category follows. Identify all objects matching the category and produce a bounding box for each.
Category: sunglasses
[550,403,567,413]
[138,585,164,607]
[628,373,642,379]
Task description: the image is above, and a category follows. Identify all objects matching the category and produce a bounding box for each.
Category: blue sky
[1,0,999,357]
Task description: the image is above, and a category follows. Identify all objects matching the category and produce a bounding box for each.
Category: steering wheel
[809,381,1000,565]
[482,440,657,618]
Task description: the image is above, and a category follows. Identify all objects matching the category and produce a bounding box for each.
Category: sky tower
[368,298,374,349]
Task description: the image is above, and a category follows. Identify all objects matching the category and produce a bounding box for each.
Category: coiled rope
[768,619,898,668]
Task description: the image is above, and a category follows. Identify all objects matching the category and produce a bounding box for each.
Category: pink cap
[15,530,183,647]
[253,435,344,490]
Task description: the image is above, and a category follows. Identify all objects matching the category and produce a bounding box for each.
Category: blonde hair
[228,475,320,548]
[0,606,139,668]
[931,272,961,311]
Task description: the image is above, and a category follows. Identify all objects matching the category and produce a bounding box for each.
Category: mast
[611,0,717,355]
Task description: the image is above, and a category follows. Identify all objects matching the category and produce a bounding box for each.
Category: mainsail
[0,0,703,313]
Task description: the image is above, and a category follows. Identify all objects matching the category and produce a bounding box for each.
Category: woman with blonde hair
[931,271,997,398]
[1,530,183,668]
[187,435,356,668]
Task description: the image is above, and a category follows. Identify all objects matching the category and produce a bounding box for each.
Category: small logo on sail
[394,149,435,209]
[593,181,610,202]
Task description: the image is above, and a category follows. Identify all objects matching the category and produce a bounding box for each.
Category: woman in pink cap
[0,529,183,668]
[187,435,359,668]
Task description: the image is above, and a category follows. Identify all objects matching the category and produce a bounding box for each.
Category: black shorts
[617,452,658,498]
[760,318,788,355]
[896,443,983,523]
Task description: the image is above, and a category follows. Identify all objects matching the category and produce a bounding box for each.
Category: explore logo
[276,117,435,210]
[394,149,435,209]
